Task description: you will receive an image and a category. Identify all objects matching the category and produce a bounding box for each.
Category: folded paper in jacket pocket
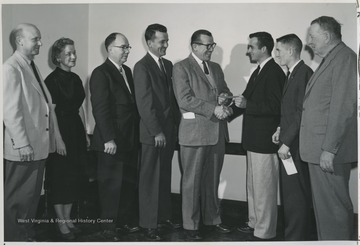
[183,112,195,119]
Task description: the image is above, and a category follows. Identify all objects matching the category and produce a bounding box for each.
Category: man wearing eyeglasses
[133,23,181,241]
[90,32,139,241]
[172,29,233,241]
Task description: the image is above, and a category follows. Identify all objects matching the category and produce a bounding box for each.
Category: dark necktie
[202,61,209,75]
[159,58,166,76]
[252,65,260,81]
[30,61,48,103]
[242,65,261,99]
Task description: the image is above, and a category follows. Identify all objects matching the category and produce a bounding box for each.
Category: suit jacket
[299,42,357,164]
[242,58,285,153]
[3,51,55,161]
[172,54,232,146]
[90,58,139,153]
[133,52,179,145]
[279,60,313,151]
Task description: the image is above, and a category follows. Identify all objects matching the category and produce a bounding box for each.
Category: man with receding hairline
[300,16,357,240]
[3,23,64,241]
[90,32,139,241]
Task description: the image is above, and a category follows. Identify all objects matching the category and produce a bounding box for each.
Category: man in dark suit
[133,24,180,241]
[300,16,357,240]
[235,32,285,240]
[90,33,140,241]
[172,29,233,241]
[272,34,314,241]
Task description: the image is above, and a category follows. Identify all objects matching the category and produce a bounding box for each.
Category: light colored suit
[3,50,55,161]
[299,42,357,240]
[173,54,231,230]
[3,50,55,241]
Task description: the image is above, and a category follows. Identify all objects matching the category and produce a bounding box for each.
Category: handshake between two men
[214,93,247,120]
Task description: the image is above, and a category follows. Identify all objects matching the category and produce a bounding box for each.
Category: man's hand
[278,144,290,160]
[218,93,229,105]
[272,127,280,144]
[320,150,335,174]
[104,140,117,155]
[19,145,34,162]
[155,132,166,148]
[214,105,228,120]
[56,137,67,156]
[234,95,247,108]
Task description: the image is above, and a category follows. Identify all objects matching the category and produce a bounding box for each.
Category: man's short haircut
[51,37,75,66]
[145,24,167,42]
[191,29,212,44]
[249,32,274,55]
[105,32,120,52]
[311,16,342,40]
[10,23,38,51]
[276,34,303,55]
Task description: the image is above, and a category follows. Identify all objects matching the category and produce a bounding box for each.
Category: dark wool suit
[242,58,285,239]
[300,42,357,240]
[279,60,313,240]
[90,59,139,231]
[133,53,179,229]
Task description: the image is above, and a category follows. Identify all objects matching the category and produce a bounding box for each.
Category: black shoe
[185,229,203,241]
[214,224,231,234]
[100,230,121,241]
[143,228,162,241]
[117,224,140,234]
[55,225,75,241]
[236,223,254,234]
[158,219,182,230]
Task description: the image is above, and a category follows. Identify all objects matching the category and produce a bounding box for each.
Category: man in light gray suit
[300,16,357,240]
[3,23,65,241]
[172,29,232,241]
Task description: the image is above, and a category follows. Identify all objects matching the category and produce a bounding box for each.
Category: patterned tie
[202,61,209,75]
[119,66,131,93]
[30,61,48,103]
[159,58,166,76]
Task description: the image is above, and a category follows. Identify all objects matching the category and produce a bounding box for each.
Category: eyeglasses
[113,45,132,50]
[193,42,217,50]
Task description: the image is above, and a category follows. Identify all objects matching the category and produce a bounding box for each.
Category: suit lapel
[304,42,345,99]
[188,54,215,90]
[245,58,273,98]
[105,59,132,97]
[283,60,304,96]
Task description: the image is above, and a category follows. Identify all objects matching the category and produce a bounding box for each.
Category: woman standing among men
[45,37,89,240]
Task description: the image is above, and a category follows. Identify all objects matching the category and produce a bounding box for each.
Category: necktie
[159,58,166,76]
[253,65,260,80]
[119,67,131,93]
[30,61,48,103]
[202,61,209,75]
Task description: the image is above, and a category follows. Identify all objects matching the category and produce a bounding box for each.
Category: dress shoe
[213,224,231,233]
[100,230,121,241]
[158,219,182,230]
[117,224,140,234]
[184,229,203,241]
[237,223,254,234]
[144,228,162,241]
[68,225,82,234]
[55,226,75,241]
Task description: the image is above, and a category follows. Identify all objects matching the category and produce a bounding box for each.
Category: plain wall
[2,2,358,212]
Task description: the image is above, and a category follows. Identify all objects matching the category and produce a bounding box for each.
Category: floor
[31,181,357,243]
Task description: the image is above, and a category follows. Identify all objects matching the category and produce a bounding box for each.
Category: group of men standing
[3,15,357,242]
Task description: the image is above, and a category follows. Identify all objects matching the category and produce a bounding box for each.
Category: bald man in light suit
[3,23,65,241]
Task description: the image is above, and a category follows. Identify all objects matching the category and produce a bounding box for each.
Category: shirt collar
[191,52,204,66]
[148,51,161,63]
[288,59,302,74]
[108,57,121,70]
[16,50,32,65]
[258,57,272,71]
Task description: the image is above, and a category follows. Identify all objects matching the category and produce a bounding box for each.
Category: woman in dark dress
[45,38,89,240]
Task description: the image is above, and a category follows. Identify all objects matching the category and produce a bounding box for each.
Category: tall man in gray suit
[173,29,232,241]
[272,34,314,241]
[133,23,180,241]
[300,16,357,240]
[3,23,65,241]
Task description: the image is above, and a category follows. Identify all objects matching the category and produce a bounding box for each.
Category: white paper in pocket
[183,112,195,119]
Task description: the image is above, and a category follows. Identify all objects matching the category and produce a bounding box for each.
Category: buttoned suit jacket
[242,58,285,153]
[3,51,55,161]
[90,58,139,154]
[280,60,313,153]
[172,54,232,146]
[133,53,179,145]
[299,42,357,164]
